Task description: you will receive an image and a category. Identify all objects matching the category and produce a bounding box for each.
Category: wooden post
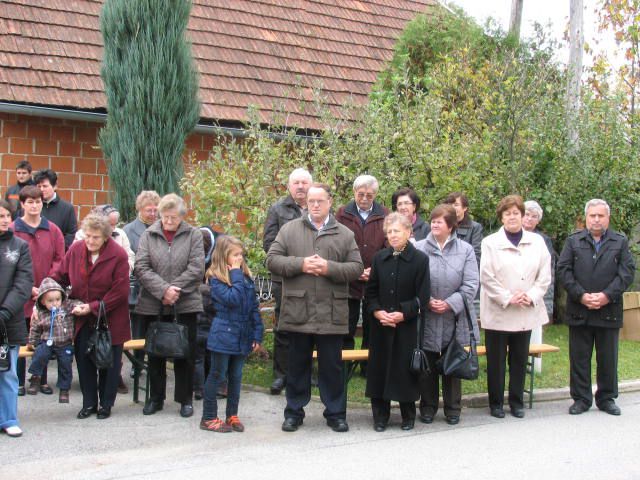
[509,0,524,39]
[567,0,584,150]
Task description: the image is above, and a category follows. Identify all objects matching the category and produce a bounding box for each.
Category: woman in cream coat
[480,195,550,419]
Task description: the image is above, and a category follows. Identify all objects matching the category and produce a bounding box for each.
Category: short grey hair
[158,193,187,216]
[584,199,610,216]
[353,175,379,192]
[288,168,312,184]
[81,213,113,239]
[524,200,543,220]
[383,212,412,232]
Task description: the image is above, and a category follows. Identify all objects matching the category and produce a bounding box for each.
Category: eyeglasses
[396,201,414,207]
[307,199,328,206]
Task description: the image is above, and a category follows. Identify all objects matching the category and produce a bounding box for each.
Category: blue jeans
[29,343,74,390]
[0,345,20,429]
[202,352,245,420]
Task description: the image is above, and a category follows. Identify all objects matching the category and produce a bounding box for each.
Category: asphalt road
[3,368,639,480]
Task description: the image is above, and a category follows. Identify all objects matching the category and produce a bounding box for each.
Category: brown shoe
[59,390,69,403]
[226,415,245,432]
[200,417,232,433]
[27,376,41,395]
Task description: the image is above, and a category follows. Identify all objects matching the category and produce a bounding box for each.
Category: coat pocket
[282,290,308,324]
[331,290,349,325]
[209,320,240,352]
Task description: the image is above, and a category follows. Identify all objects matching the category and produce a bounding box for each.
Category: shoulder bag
[86,301,114,370]
[409,298,430,375]
[145,305,189,359]
[0,321,11,373]
[436,294,479,380]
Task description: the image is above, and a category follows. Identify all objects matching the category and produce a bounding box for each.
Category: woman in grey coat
[134,194,204,419]
[415,204,479,425]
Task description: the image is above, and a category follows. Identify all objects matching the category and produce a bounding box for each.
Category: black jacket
[41,195,77,250]
[365,243,430,402]
[5,179,35,219]
[263,195,303,254]
[558,229,636,328]
[456,217,483,267]
[412,214,430,241]
[0,230,34,344]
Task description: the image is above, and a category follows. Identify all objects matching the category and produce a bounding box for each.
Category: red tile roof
[1,0,437,129]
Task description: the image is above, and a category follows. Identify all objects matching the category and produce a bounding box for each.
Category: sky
[444,0,621,68]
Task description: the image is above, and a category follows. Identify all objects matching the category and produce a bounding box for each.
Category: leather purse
[145,306,190,359]
[0,320,10,373]
[409,298,430,376]
[436,294,479,380]
[86,301,113,370]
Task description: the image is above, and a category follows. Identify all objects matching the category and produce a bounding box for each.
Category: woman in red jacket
[11,185,65,396]
[51,213,130,420]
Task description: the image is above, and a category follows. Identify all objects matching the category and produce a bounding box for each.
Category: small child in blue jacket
[200,236,263,432]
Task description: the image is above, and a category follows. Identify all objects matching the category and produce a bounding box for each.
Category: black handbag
[436,294,479,380]
[86,301,113,370]
[145,306,189,359]
[0,321,10,373]
[409,298,430,376]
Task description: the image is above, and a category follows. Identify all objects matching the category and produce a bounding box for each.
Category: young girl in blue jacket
[200,236,264,432]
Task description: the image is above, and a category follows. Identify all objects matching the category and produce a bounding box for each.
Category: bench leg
[123,349,148,404]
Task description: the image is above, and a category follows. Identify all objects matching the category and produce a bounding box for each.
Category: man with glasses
[336,175,388,357]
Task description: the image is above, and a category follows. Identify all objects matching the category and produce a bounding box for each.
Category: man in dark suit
[33,169,77,250]
[558,199,636,416]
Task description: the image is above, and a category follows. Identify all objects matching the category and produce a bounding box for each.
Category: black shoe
[180,404,194,418]
[142,401,163,415]
[490,407,505,418]
[373,422,386,432]
[510,408,525,418]
[40,384,54,395]
[446,415,460,425]
[419,413,434,424]
[194,390,203,401]
[400,419,415,431]
[17,386,25,397]
[327,418,349,432]
[282,417,303,432]
[569,401,590,415]
[598,402,621,416]
[270,377,286,395]
[97,407,111,419]
[77,406,98,419]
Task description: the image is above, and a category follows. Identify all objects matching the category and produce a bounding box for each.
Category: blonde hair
[205,235,252,286]
[135,190,160,211]
[158,193,187,216]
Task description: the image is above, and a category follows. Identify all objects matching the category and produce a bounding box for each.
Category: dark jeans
[17,317,47,387]
[75,323,123,409]
[485,329,531,410]
[418,351,462,417]
[144,313,198,405]
[271,282,289,380]
[202,352,245,420]
[371,397,416,424]
[569,325,619,408]
[28,343,74,390]
[285,332,345,421]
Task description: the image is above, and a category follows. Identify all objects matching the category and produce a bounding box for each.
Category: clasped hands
[302,254,328,277]
[374,310,404,328]
[509,290,533,307]
[162,285,182,305]
[429,299,451,314]
[581,292,610,310]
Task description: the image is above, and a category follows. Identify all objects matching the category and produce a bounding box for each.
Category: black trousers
[418,351,462,416]
[285,332,345,421]
[75,323,123,409]
[485,329,531,410]
[371,397,416,424]
[271,282,289,380]
[569,325,619,407]
[143,312,198,405]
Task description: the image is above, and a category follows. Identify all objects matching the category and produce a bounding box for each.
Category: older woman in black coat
[365,213,430,431]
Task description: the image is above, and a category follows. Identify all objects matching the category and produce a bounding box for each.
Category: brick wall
[0,112,213,221]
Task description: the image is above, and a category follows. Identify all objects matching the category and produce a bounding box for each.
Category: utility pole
[509,0,524,39]
[567,0,584,150]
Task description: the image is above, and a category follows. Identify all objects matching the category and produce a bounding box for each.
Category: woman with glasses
[391,187,430,241]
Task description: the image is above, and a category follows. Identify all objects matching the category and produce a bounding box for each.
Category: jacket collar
[282,194,303,209]
[378,241,418,262]
[344,200,386,220]
[494,227,536,249]
[148,218,192,238]
[425,231,459,253]
[13,216,51,233]
[302,213,339,234]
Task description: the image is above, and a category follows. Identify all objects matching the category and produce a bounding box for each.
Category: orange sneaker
[225,415,245,432]
[200,417,232,433]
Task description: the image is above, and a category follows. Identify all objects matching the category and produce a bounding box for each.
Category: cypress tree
[99,0,200,220]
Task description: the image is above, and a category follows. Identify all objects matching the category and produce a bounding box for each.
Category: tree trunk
[567,0,584,151]
[509,0,524,39]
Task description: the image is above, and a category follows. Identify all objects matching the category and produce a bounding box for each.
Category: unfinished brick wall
[0,112,213,221]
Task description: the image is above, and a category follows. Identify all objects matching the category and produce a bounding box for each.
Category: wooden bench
[314,343,560,408]
[19,339,149,404]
